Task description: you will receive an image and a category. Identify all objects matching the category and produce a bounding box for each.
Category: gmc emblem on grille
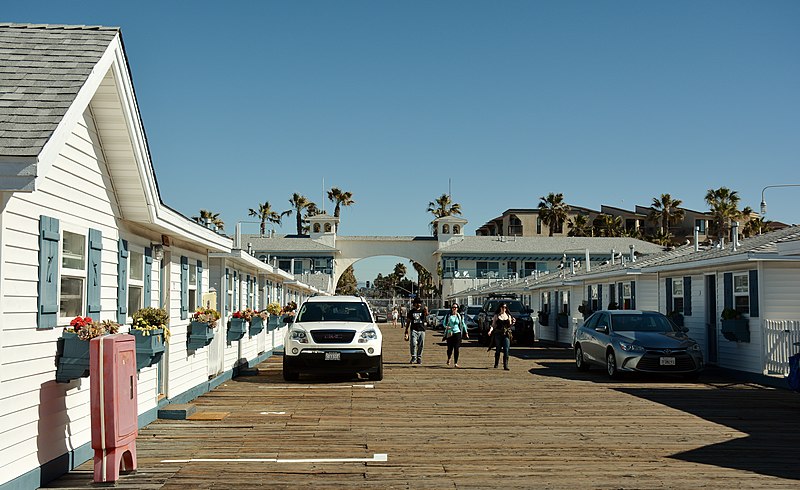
[323,334,341,340]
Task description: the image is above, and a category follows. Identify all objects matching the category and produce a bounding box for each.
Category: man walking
[399,303,407,329]
[404,298,428,364]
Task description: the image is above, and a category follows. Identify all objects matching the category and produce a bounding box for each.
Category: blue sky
[6,1,800,283]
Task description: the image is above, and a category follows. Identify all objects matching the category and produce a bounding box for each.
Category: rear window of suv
[484,300,525,313]
[296,302,372,323]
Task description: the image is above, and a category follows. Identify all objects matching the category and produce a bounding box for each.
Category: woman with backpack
[443,303,468,367]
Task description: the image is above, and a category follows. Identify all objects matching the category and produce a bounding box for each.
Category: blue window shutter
[143,247,153,308]
[37,216,60,329]
[247,274,251,308]
[86,229,103,321]
[609,283,615,306]
[723,273,733,311]
[597,284,602,310]
[117,239,129,324]
[223,268,229,316]
[180,256,188,320]
[197,260,203,306]
[587,285,591,307]
[749,270,759,317]
[617,283,623,307]
[630,281,636,310]
[665,278,673,313]
[234,271,238,310]
[684,276,692,316]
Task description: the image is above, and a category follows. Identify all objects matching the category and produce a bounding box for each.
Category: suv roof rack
[488,293,518,299]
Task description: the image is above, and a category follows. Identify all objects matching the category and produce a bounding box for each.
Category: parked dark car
[476,297,534,345]
[573,310,704,379]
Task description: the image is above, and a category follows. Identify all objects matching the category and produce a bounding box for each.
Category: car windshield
[296,302,372,323]
[611,313,676,333]
[486,300,524,313]
[466,306,481,315]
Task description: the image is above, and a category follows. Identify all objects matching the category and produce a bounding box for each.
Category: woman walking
[443,303,468,367]
[488,302,514,370]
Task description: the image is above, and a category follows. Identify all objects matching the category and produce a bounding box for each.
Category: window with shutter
[143,247,152,307]
[128,249,144,318]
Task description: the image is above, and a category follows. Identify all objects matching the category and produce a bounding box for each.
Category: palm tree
[537,193,568,237]
[248,201,284,236]
[652,230,674,246]
[427,194,462,235]
[192,209,224,231]
[649,194,685,236]
[705,187,741,242]
[287,193,315,236]
[567,214,592,237]
[742,216,770,237]
[327,187,355,218]
[594,214,624,237]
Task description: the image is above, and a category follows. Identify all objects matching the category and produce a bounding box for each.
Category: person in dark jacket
[404,297,428,364]
[488,302,514,370]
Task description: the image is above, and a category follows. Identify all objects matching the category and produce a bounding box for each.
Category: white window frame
[128,248,145,318]
[188,262,197,313]
[59,226,88,322]
[226,269,234,312]
[733,272,750,315]
[672,278,684,313]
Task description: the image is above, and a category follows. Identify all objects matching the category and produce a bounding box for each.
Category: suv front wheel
[367,356,383,381]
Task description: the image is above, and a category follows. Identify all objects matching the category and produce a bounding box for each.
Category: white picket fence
[763,319,800,376]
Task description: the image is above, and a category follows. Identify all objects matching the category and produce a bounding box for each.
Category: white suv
[283,296,383,381]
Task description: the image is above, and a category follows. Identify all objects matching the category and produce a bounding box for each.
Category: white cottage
[0,24,317,488]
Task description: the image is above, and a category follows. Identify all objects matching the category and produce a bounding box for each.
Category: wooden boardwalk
[46,326,800,489]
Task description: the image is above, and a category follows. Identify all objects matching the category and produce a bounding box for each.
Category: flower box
[227,317,247,342]
[721,318,750,343]
[249,316,264,335]
[187,321,215,350]
[131,328,166,370]
[55,331,90,383]
[267,315,281,331]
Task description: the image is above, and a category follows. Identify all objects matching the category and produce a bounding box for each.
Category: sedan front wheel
[606,350,619,378]
[575,345,590,371]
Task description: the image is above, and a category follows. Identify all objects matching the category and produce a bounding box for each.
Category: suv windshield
[466,306,481,316]
[485,300,525,314]
[296,302,372,323]
[611,313,676,333]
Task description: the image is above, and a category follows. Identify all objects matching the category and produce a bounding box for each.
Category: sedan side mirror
[525,307,533,314]
[681,326,689,333]
[595,325,609,334]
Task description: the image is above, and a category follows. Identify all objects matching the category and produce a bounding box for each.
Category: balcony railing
[443,269,544,280]
[763,319,800,376]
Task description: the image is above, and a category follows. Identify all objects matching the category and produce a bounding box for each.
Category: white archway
[333,237,439,288]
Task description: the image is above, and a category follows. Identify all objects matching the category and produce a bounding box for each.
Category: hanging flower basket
[249,314,266,335]
[55,317,119,383]
[227,317,247,342]
[187,307,219,350]
[131,307,169,370]
[131,328,166,370]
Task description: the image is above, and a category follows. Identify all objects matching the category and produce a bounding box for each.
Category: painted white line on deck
[258,384,375,389]
[161,453,388,464]
[260,411,286,415]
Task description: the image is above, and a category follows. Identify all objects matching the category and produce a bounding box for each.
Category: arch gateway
[241,214,665,300]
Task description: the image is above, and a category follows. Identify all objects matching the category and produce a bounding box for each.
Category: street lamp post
[760,184,800,215]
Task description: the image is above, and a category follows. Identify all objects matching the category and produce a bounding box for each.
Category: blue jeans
[410,330,425,361]
[494,335,510,367]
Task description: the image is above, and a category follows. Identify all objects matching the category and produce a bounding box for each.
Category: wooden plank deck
[44,326,800,488]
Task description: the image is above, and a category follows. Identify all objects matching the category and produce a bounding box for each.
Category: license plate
[324,352,341,361]
[660,357,676,366]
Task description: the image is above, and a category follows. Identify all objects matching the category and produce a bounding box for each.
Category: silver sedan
[573,310,704,378]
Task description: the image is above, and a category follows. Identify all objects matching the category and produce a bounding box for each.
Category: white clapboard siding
[762,262,800,319]
[684,274,708,358]
[636,277,659,311]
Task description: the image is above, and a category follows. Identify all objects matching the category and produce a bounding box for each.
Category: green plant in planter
[721,308,742,321]
[192,306,221,327]
[131,307,170,342]
[720,308,749,342]
[188,306,220,350]
[56,316,120,382]
[131,307,169,370]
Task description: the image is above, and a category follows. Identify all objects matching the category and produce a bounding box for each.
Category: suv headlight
[290,328,308,344]
[359,328,378,343]
[619,341,646,353]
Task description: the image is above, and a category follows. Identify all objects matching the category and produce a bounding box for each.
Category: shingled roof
[0,23,119,158]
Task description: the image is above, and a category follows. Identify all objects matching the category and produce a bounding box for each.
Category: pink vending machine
[90,334,138,483]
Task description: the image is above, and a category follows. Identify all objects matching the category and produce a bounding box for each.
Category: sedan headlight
[359,328,378,343]
[290,328,308,344]
[618,341,646,353]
